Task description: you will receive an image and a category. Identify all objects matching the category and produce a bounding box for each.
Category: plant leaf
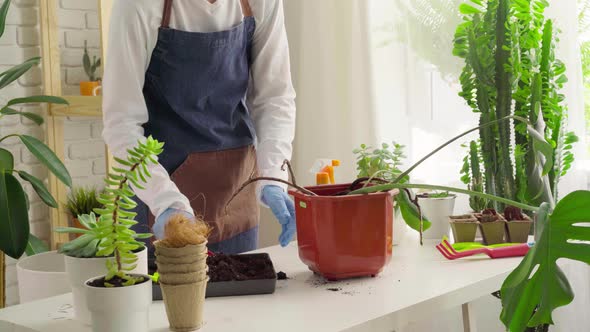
[397,191,432,232]
[25,233,49,256]
[0,147,14,171]
[500,192,590,330]
[0,172,30,259]
[0,0,10,38]
[0,57,40,89]
[6,95,69,107]
[1,108,43,125]
[19,135,72,187]
[18,170,57,208]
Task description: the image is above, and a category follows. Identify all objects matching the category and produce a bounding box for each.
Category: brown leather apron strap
[161,0,173,28]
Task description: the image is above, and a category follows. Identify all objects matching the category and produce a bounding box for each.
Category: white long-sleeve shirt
[102,0,296,219]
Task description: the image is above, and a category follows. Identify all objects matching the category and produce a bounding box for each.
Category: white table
[0,235,524,332]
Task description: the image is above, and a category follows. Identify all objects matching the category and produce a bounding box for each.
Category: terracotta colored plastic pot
[290,183,398,281]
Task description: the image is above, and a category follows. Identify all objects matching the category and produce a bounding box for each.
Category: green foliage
[348,115,588,331]
[65,187,103,217]
[353,142,431,232]
[461,140,489,211]
[0,0,71,259]
[500,192,590,331]
[453,0,575,211]
[59,137,160,284]
[83,40,101,82]
[353,142,407,182]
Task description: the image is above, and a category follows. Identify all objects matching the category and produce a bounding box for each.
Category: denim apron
[136,0,260,259]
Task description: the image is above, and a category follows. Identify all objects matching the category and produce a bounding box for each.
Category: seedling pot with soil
[65,247,148,324]
[151,253,277,300]
[476,209,506,245]
[503,206,533,243]
[417,193,456,240]
[85,274,152,332]
[289,183,397,281]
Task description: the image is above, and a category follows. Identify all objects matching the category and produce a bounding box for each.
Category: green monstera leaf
[500,191,590,331]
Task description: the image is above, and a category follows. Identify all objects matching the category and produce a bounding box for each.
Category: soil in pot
[476,209,506,245]
[207,254,276,282]
[87,274,149,288]
[503,206,533,243]
[449,215,478,243]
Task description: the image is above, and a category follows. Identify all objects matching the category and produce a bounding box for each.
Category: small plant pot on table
[475,209,506,245]
[503,206,533,243]
[449,214,479,243]
[85,274,152,332]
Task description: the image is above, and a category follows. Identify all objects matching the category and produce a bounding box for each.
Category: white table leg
[462,303,477,332]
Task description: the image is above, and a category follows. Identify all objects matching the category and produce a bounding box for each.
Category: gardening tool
[436,239,533,260]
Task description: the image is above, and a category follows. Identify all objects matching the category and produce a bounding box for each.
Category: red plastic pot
[289,183,398,281]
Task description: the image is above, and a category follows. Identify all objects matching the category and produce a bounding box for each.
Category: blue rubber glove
[262,185,296,247]
[153,208,194,240]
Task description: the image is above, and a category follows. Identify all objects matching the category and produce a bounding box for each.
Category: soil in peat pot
[207,254,276,282]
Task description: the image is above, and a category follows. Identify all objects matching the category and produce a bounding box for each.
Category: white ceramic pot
[393,208,407,245]
[65,247,148,324]
[16,251,71,303]
[85,275,152,332]
[418,195,456,240]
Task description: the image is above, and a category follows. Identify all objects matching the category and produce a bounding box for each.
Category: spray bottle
[310,159,341,185]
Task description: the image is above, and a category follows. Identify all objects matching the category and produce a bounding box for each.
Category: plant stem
[0,134,18,143]
[111,162,141,273]
[494,0,516,206]
[349,183,539,212]
[392,116,524,185]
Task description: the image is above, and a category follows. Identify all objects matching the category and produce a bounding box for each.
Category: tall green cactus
[454,0,575,209]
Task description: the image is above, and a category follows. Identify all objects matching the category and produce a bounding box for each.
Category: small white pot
[418,195,456,240]
[85,275,152,332]
[65,247,148,324]
[16,251,71,303]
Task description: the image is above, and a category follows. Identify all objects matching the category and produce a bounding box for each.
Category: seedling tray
[151,253,277,300]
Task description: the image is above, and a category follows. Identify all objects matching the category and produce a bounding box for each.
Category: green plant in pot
[454,0,577,211]
[0,0,71,260]
[353,142,456,242]
[80,40,101,96]
[65,187,103,240]
[347,115,589,332]
[55,137,160,329]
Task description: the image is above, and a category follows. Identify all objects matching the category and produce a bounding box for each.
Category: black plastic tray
[152,253,277,299]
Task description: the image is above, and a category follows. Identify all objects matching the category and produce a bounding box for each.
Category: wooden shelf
[49,95,102,117]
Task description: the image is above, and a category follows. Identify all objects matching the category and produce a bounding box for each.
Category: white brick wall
[0,0,106,306]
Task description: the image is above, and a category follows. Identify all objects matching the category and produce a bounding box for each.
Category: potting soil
[277,271,288,280]
[87,275,149,288]
[207,254,276,282]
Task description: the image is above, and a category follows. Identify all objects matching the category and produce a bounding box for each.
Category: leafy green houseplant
[0,0,71,259]
[454,0,577,209]
[354,142,432,237]
[56,137,160,327]
[65,187,102,239]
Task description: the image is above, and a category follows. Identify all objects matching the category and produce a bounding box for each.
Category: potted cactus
[79,40,101,96]
[64,187,102,239]
[56,137,162,329]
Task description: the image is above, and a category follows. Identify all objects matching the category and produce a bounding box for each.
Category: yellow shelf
[49,95,102,117]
